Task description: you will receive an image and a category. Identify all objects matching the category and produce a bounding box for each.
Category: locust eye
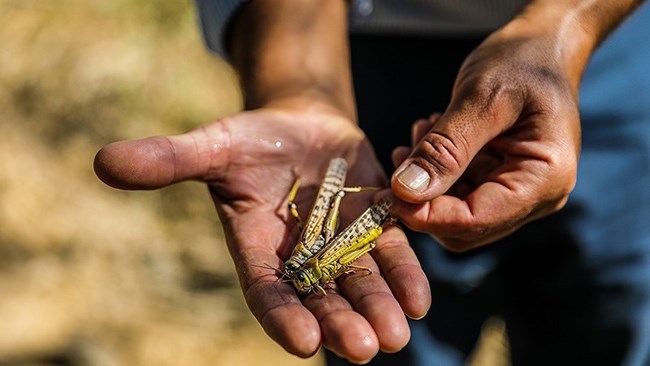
[297,273,306,282]
[286,262,298,271]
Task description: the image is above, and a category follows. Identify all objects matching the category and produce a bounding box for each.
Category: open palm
[94,107,430,363]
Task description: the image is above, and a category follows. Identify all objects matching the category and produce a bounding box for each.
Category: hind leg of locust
[339,241,377,276]
[285,176,304,230]
[344,264,373,276]
[322,186,382,242]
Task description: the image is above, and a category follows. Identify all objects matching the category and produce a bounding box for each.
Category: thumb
[391,90,521,203]
[94,122,230,190]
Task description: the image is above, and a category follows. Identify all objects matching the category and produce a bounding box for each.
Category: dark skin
[94,0,644,363]
[392,0,644,250]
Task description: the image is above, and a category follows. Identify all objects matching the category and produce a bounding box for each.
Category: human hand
[390,17,585,251]
[94,106,430,363]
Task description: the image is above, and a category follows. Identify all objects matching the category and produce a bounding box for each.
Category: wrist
[244,78,356,121]
[500,4,595,90]
[260,92,357,123]
[502,0,643,90]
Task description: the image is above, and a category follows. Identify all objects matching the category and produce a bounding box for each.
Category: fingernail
[396,164,430,192]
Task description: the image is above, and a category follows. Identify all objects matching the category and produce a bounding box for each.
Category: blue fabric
[195,0,246,57]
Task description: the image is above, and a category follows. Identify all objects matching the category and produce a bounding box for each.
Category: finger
[411,113,441,146]
[245,272,322,357]
[392,89,522,203]
[94,122,230,190]
[393,158,562,251]
[370,223,430,319]
[225,213,322,357]
[302,291,380,363]
[391,146,411,168]
[410,119,429,147]
[335,252,411,354]
[428,112,442,121]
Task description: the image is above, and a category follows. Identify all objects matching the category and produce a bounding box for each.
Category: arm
[229,0,355,118]
[391,0,645,250]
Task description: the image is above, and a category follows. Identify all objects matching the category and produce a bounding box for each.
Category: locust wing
[314,197,392,270]
[290,158,348,263]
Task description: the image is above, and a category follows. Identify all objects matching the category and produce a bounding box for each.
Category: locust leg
[313,283,328,296]
[338,241,377,276]
[322,186,382,242]
[344,264,373,276]
[286,176,304,230]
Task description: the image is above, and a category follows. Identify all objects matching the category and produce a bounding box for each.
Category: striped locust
[282,158,393,296]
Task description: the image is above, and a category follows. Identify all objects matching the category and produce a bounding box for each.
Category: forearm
[229,0,355,119]
[503,0,645,89]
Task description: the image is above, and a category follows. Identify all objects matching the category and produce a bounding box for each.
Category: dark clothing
[327,4,650,365]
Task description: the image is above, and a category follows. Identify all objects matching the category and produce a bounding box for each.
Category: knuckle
[418,132,465,177]
[551,196,570,212]
[545,172,576,214]
[541,151,578,210]
[558,169,577,198]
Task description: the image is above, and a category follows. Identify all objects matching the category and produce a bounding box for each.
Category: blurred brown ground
[0,1,508,365]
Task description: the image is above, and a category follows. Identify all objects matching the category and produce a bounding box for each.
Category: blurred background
[0,1,507,365]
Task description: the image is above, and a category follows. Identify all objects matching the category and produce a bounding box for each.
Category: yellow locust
[283,158,393,296]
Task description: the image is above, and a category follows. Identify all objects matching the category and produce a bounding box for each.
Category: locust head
[292,270,315,294]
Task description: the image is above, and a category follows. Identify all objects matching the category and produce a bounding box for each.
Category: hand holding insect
[94,107,431,363]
